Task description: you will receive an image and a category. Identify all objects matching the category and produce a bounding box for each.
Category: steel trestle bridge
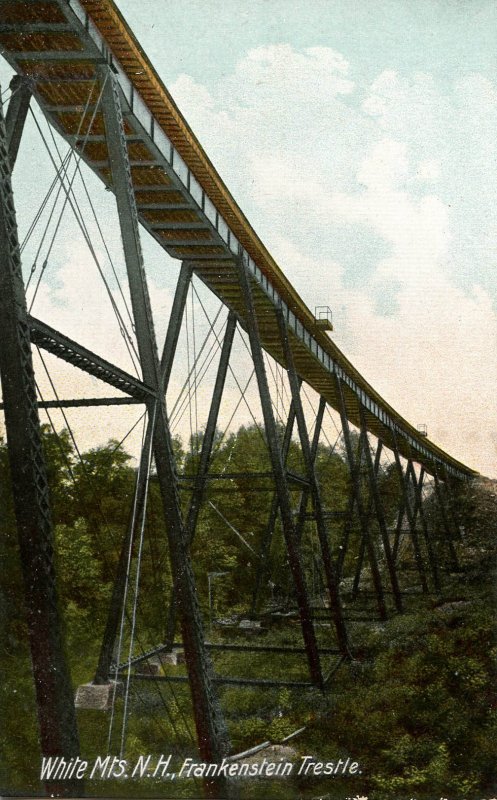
[0,1,477,798]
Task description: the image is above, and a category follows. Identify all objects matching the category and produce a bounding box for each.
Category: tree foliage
[0,424,494,798]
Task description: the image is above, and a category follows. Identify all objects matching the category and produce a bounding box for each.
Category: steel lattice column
[407,464,441,593]
[391,431,429,593]
[442,465,464,545]
[0,85,81,795]
[350,433,379,600]
[160,261,194,388]
[165,311,237,645]
[250,397,297,615]
[100,68,231,784]
[5,75,31,168]
[336,434,363,581]
[185,312,237,541]
[433,468,460,571]
[93,426,153,685]
[294,395,326,545]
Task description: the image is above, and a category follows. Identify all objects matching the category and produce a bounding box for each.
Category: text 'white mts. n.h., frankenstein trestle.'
[40,754,361,781]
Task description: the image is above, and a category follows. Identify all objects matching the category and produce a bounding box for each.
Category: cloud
[223,44,354,105]
[415,159,441,185]
[170,43,370,210]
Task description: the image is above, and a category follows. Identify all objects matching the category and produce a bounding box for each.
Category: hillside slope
[240,477,497,800]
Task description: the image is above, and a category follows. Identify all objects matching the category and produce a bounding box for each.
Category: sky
[0,0,496,477]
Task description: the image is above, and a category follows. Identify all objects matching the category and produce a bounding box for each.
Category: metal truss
[0,15,471,796]
[0,0,476,483]
[276,306,350,657]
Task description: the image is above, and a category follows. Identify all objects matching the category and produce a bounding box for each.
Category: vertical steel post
[160,261,194,389]
[334,375,387,619]
[294,395,326,544]
[336,482,357,579]
[93,425,153,684]
[157,258,193,646]
[351,438,388,601]
[250,399,297,615]
[236,257,323,688]
[5,75,31,168]
[0,86,80,794]
[359,408,403,612]
[336,431,365,582]
[433,468,460,571]
[350,433,369,599]
[101,69,230,778]
[165,312,237,645]
[403,460,425,580]
[392,494,406,563]
[185,312,237,540]
[277,309,350,657]
[441,464,463,540]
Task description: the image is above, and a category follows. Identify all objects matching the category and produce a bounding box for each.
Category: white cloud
[224,43,355,103]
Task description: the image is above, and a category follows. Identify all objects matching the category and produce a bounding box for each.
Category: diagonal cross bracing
[28,315,155,400]
[0,3,476,789]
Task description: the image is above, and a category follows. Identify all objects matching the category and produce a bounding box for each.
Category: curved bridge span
[0,1,477,796]
[0,0,475,480]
